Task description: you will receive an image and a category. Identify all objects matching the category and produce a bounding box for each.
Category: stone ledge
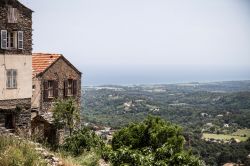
[0,98,31,110]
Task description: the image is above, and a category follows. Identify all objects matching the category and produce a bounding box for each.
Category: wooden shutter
[53,81,59,98]
[64,80,68,98]
[6,70,11,88]
[73,80,77,96]
[8,8,18,23]
[18,31,23,49]
[7,8,12,23]
[13,8,18,23]
[1,30,7,49]
[12,70,17,88]
[8,8,13,23]
[43,81,48,101]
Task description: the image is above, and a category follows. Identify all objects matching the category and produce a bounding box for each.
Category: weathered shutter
[13,8,18,23]
[7,7,13,23]
[73,80,77,96]
[18,31,23,49]
[50,81,54,98]
[43,81,48,101]
[64,80,68,98]
[7,8,11,22]
[12,70,17,88]
[8,8,18,23]
[6,70,11,88]
[1,30,7,49]
[53,81,58,98]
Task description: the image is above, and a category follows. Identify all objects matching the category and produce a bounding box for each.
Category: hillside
[82,80,250,129]
[82,80,250,165]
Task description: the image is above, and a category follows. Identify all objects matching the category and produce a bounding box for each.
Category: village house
[0,0,32,134]
[31,53,81,143]
[0,1,82,142]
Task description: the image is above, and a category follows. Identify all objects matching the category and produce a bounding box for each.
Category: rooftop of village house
[32,53,82,78]
[32,53,62,77]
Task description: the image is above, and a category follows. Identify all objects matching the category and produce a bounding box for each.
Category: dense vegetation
[83,84,250,129]
[107,116,203,166]
[50,99,103,166]
[183,132,250,165]
[58,127,104,166]
[62,127,104,156]
[82,80,250,165]
[58,117,203,166]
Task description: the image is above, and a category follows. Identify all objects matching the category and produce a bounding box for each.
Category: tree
[52,98,80,136]
[108,116,204,166]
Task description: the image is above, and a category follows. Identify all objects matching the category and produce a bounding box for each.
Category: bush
[107,116,204,166]
[61,127,104,156]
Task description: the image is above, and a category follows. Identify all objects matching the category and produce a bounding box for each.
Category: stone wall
[0,98,30,108]
[0,110,31,136]
[0,98,31,136]
[33,57,81,113]
[15,107,31,136]
[0,0,32,55]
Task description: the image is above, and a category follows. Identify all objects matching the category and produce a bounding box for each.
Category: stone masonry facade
[0,0,32,55]
[0,98,31,135]
[0,0,32,135]
[38,58,81,112]
[1,1,82,141]
[32,54,81,143]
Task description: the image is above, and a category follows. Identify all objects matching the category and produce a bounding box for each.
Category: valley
[82,80,250,165]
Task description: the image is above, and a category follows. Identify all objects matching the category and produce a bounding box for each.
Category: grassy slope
[58,149,101,166]
[0,135,101,166]
[0,135,47,166]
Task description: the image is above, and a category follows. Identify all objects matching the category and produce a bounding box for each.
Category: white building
[0,0,33,134]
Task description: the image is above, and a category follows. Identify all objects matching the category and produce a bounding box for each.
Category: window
[6,69,17,89]
[48,81,54,98]
[1,30,23,49]
[43,80,58,101]
[67,79,73,96]
[7,31,17,49]
[64,79,77,97]
[8,7,19,23]
[9,31,14,48]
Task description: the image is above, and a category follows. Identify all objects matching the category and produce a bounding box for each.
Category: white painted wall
[0,54,32,100]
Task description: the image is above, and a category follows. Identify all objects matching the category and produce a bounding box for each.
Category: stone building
[31,53,82,143]
[0,1,82,142]
[0,0,32,134]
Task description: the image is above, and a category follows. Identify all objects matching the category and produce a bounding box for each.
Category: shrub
[61,127,104,156]
[108,116,204,166]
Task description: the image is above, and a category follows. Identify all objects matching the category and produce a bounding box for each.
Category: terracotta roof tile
[32,53,61,77]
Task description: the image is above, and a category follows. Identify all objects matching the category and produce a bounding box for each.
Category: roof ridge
[33,53,62,55]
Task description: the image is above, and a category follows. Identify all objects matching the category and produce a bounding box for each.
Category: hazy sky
[20,0,250,85]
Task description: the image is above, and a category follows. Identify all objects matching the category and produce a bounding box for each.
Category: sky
[20,0,250,85]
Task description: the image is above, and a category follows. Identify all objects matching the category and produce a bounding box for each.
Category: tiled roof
[32,53,61,77]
